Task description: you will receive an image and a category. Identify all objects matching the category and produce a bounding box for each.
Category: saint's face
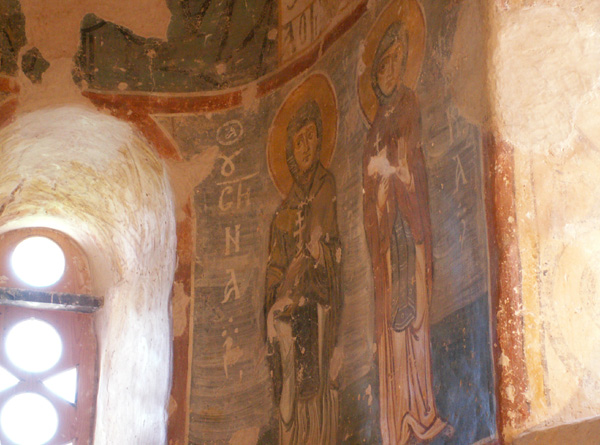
[292,121,319,173]
[376,41,404,97]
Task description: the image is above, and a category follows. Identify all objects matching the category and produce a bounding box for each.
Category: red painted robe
[363,85,447,444]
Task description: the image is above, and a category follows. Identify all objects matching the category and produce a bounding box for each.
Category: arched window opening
[10,236,66,288]
[0,228,92,296]
[0,228,99,445]
[0,106,177,443]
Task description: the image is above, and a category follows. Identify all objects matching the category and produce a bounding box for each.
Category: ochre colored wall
[491,0,600,441]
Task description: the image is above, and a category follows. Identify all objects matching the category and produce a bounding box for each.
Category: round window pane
[1,393,59,445]
[6,319,62,373]
[11,236,66,287]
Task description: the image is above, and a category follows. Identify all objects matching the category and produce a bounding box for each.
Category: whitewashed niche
[0,106,176,445]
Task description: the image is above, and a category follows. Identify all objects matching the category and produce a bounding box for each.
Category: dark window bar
[0,287,103,313]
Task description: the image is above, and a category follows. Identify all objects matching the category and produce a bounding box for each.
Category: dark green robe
[265,162,342,403]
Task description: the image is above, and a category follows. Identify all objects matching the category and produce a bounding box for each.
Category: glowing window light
[11,236,65,287]
[0,366,19,392]
[43,368,78,405]
[6,319,62,373]
[1,392,59,445]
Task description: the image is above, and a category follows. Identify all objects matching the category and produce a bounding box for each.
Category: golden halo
[267,73,338,197]
[357,0,426,123]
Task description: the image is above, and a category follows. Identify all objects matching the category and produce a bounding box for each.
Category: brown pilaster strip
[484,132,530,440]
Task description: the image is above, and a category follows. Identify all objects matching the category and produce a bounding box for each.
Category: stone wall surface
[491,0,600,440]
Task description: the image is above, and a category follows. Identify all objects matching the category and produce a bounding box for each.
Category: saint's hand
[395,138,413,187]
[307,226,323,261]
[368,148,394,177]
[267,296,294,342]
[280,252,308,294]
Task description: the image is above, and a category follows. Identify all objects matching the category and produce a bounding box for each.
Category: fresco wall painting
[0,0,499,443]
[87,0,496,442]
[361,3,451,442]
[265,75,342,443]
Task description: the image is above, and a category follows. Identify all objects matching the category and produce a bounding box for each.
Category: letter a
[222,269,241,303]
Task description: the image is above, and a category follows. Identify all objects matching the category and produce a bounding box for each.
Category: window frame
[0,228,100,445]
[0,305,97,445]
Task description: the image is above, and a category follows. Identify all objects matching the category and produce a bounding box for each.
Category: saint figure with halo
[265,87,342,444]
[361,10,452,445]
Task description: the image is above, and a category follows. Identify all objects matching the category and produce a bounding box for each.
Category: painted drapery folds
[11,0,501,441]
[361,4,450,443]
[265,76,342,444]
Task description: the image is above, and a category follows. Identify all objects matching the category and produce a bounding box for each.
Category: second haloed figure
[363,21,451,445]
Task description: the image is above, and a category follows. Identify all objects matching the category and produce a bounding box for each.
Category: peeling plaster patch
[172,280,190,338]
[168,395,178,417]
[494,6,600,155]
[365,384,373,406]
[215,62,227,75]
[506,384,516,403]
[241,83,259,112]
[165,146,219,222]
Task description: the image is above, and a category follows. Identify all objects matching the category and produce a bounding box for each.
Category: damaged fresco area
[0,0,50,84]
[72,1,277,92]
[0,0,498,443]
[72,0,364,92]
[0,0,26,76]
[150,0,497,442]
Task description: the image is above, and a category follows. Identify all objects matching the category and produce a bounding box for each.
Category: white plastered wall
[0,106,176,444]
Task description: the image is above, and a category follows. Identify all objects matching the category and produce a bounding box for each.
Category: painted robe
[363,84,448,444]
[265,162,342,444]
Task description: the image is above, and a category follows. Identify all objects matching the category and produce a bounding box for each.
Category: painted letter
[237,183,251,209]
[453,154,468,193]
[225,224,241,255]
[222,269,241,303]
[219,186,234,211]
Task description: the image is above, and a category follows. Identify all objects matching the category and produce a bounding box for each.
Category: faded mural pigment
[264,76,342,444]
[361,8,451,443]
[0,0,497,443]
